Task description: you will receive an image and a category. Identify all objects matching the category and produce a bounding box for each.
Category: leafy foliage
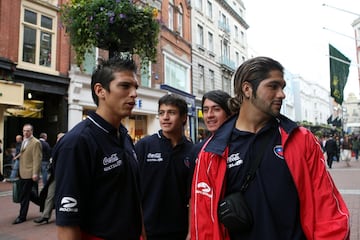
[60,0,160,65]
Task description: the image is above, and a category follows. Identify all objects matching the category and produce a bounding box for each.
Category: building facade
[190,0,248,140]
[0,0,70,171]
[292,75,331,125]
[343,93,360,134]
[352,16,360,96]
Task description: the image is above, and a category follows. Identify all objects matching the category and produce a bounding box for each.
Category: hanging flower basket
[60,0,160,65]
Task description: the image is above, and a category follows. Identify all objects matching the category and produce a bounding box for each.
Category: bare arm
[57,226,81,240]
[186,202,191,240]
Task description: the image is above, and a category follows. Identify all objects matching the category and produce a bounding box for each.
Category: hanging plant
[60,0,160,65]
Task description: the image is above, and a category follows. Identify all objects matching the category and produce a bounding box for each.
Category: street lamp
[322,3,360,17]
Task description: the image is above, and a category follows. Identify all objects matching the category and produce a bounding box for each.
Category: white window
[177,5,183,37]
[206,1,213,19]
[222,76,231,93]
[168,0,174,31]
[235,52,239,67]
[197,24,204,47]
[208,69,215,91]
[196,0,203,11]
[140,61,152,87]
[234,25,238,40]
[19,3,57,72]
[222,39,229,59]
[164,56,190,92]
[199,64,205,90]
[208,32,214,52]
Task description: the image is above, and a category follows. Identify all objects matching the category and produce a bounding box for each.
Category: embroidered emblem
[273,145,284,159]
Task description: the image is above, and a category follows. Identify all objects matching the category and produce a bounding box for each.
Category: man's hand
[32,175,39,182]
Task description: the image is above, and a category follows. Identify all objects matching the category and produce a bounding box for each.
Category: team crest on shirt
[273,145,284,159]
[184,156,190,168]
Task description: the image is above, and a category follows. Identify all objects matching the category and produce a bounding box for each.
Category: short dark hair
[201,90,232,117]
[91,56,137,106]
[158,94,188,117]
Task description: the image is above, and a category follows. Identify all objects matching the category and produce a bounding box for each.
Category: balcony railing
[219,56,235,71]
[218,20,230,34]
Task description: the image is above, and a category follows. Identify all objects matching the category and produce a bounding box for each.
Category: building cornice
[216,0,249,29]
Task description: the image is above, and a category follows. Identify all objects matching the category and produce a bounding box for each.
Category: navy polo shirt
[135,130,194,238]
[226,123,306,240]
[54,111,142,240]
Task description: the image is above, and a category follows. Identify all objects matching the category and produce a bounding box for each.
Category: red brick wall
[0,0,21,62]
[57,0,71,74]
[151,0,192,88]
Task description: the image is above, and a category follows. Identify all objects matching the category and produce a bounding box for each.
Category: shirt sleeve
[55,136,93,226]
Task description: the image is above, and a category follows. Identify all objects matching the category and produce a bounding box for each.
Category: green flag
[329,44,351,105]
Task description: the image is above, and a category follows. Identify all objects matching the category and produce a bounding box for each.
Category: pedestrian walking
[352,136,359,161]
[325,135,338,169]
[34,132,65,225]
[9,135,23,181]
[39,132,51,186]
[340,135,352,167]
[13,124,42,224]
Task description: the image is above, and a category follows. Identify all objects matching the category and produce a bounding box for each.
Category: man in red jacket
[190,56,350,240]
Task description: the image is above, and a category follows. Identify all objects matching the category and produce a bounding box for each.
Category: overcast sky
[242,0,360,99]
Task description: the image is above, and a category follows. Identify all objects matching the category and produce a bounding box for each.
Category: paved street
[0,159,359,240]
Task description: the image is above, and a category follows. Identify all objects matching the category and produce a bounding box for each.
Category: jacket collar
[204,114,298,155]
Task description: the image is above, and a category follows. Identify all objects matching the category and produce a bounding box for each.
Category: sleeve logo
[59,197,78,212]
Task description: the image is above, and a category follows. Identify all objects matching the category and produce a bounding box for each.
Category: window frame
[168,0,174,31]
[177,4,183,36]
[163,52,191,93]
[197,24,204,47]
[18,1,58,74]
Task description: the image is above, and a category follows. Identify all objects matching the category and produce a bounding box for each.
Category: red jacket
[190,115,350,240]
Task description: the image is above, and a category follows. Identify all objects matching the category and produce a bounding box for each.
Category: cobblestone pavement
[0,159,359,239]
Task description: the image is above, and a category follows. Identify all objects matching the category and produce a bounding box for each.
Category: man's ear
[94,83,105,98]
[242,82,252,99]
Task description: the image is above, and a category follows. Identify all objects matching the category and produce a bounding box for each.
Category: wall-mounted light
[27,92,32,99]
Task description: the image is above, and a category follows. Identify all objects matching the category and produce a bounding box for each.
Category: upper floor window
[20,5,57,71]
[140,61,152,87]
[208,69,215,91]
[240,31,245,44]
[222,76,231,93]
[208,32,214,52]
[198,64,205,90]
[196,0,203,11]
[197,24,204,47]
[168,0,174,31]
[235,51,239,67]
[206,0,213,19]
[234,25,238,40]
[177,5,183,37]
[222,39,229,58]
[164,55,190,92]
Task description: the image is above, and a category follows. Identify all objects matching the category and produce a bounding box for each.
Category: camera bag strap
[240,131,272,192]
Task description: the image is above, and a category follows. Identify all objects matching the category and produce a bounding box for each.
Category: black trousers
[19,178,39,219]
[327,153,336,168]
